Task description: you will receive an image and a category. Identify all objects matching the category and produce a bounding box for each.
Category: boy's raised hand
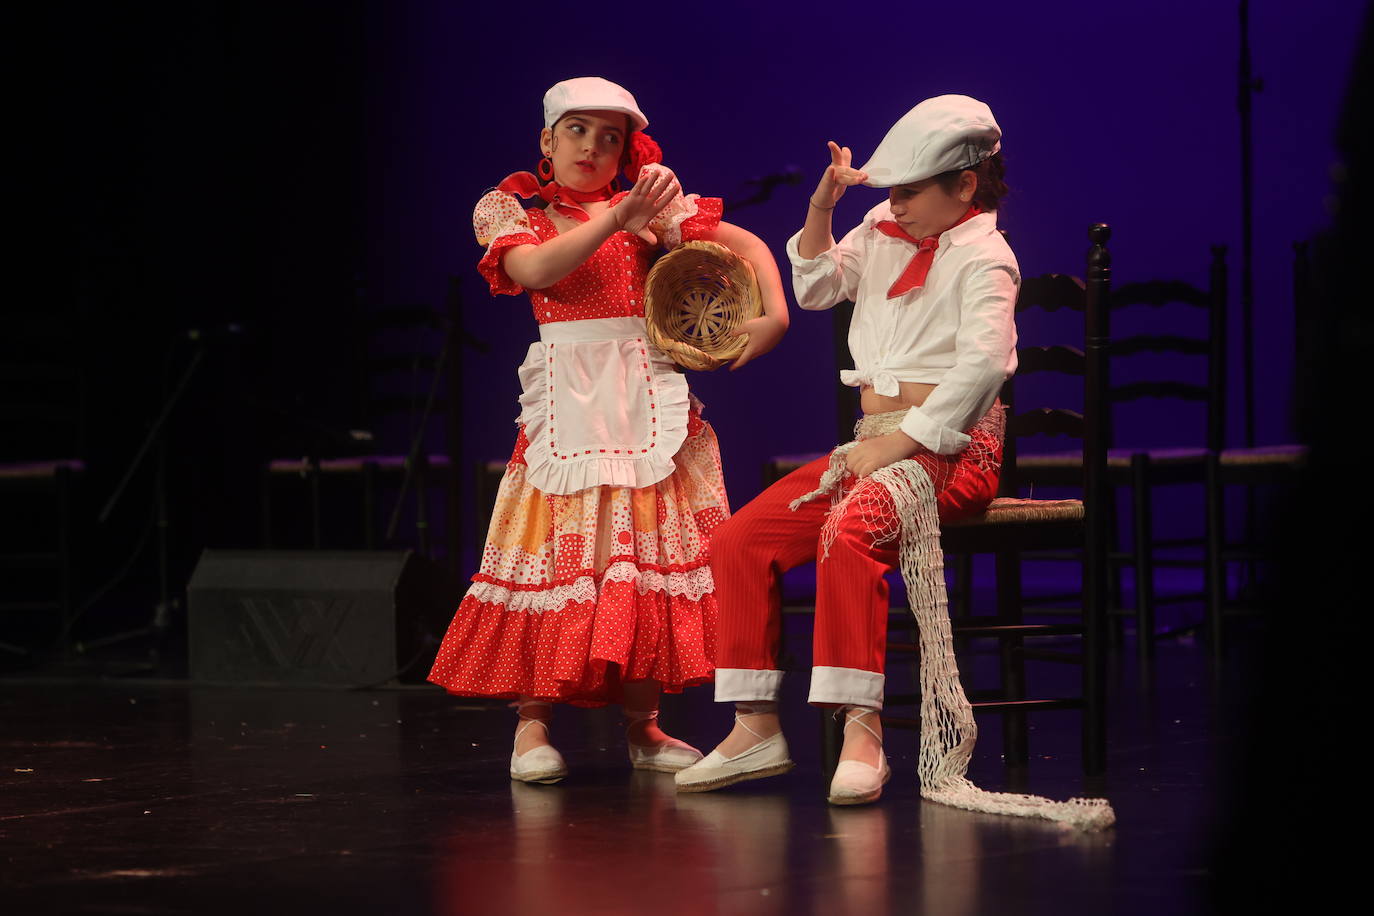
[814,141,869,209]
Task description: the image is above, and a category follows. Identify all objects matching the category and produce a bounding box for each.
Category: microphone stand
[385,321,452,553]
[383,280,487,560]
[81,338,208,665]
[724,167,804,212]
[1237,0,1262,592]
[1237,0,1258,455]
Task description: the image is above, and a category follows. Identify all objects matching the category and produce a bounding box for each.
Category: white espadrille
[509,707,567,785]
[826,707,890,806]
[674,709,794,792]
[625,709,704,773]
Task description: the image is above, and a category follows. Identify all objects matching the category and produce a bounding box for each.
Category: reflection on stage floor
[2,640,1247,914]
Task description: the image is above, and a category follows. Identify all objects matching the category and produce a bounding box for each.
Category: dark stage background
[7,1,1366,646]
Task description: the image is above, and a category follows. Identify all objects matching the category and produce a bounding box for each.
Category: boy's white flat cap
[542,77,648,132]
[859,94,1000,188]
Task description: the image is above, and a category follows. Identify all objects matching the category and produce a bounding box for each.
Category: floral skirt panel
[428,411,728,707]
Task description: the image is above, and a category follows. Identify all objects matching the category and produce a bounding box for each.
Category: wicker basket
[644,240,762,371]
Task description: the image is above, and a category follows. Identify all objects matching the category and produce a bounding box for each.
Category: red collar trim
[497,171,613,223]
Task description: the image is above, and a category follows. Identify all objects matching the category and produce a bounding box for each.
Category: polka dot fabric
[430,194,729,706]
[476,194,724,324]
[428,414,728,706]
[472,189,531,247]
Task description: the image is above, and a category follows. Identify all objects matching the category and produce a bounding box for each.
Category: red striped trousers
[710,428,1001,709]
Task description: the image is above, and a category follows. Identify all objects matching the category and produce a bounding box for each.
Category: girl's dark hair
[935,152,1008,211]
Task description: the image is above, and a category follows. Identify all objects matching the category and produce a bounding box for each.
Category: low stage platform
[2,638,1276,915]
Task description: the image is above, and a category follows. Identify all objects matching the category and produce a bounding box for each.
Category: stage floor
[3,638,1249,915]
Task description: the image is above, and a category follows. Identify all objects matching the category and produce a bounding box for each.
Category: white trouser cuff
[808,666,885,708]
[714,668,784,703]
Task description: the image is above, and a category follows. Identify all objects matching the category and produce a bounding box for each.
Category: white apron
[516,317,692,495]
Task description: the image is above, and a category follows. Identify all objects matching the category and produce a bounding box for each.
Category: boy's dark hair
[935,152,1008,211]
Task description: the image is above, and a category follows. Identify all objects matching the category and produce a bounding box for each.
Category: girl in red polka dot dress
[428,77,789,784]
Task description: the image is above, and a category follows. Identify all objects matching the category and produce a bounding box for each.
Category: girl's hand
[613,166,681,243]
[844,430,920,478]
[813,141,869,209]
[727,315,787,370]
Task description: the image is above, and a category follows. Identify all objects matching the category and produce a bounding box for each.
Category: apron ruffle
[516,317,691,495]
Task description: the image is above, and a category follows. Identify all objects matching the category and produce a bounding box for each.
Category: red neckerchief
[874,205,981,299]
[497,171,613,224]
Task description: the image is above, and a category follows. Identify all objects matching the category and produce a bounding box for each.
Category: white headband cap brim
[542,77,648,132]
[859,94,1001,188]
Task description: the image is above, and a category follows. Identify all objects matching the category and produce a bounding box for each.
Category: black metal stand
[1237,0,1259,452]
[81,342,207,662]
[382,279,489,558]
[723,167,804,212]
[1237,0,1263,594]
[385,321,453,551]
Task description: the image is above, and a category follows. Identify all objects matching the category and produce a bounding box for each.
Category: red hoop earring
[537,157,554,181]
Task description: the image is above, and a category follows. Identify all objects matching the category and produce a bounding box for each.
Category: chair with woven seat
[0,361,87,659]
[872,223,1114,776]
[262,303,459,561]
[1013,247,1228,663]
[264,453,453,553]
[1204,446,1306,657]
[1202,242,1312,657]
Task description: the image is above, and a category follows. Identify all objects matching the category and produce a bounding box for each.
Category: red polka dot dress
[427,190,730,707]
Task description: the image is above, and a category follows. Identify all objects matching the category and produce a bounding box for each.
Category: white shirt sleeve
[785,219,870,311]
[899,261,1019,454]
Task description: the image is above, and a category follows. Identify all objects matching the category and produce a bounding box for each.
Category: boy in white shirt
[678,96,1018,805]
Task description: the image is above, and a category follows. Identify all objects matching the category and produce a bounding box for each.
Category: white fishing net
[791,409,1116,832]
[816,409,1004,559]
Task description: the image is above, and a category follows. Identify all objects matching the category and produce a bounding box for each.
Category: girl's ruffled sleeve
[645,194,722,249]
[473,189,540,296]
[677,196,722,242]
[633,163,723,249]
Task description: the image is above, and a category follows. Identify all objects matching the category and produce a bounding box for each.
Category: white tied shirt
[787,205,1019,454]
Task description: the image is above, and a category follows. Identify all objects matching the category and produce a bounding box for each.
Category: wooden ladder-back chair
[263,304,457,560]
[1012,246,1226,663]
[873,223,1113,776]
[1203,242,1310,658]
[0,360,86,658]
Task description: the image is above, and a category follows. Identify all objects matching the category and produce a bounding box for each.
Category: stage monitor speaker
[187,549,458,686]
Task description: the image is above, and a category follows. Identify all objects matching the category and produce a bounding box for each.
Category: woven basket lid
[644,240,762,371]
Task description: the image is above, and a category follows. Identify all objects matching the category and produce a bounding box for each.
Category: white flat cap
[542,77,648,132]
[859,94,1001,188]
